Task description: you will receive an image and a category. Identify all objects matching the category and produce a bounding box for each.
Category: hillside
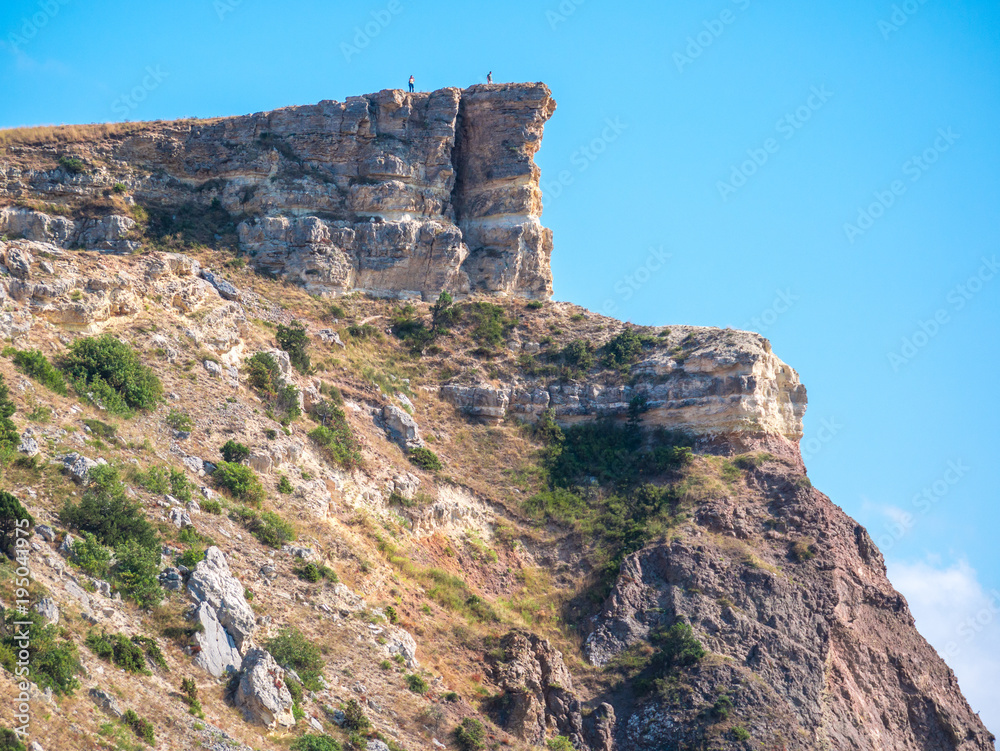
[0,85,994,751]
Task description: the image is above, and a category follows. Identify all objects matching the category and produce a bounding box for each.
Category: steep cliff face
[0,86,994,751]
[0,83,556,300]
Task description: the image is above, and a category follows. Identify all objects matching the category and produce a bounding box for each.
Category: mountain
[0,83,993,751]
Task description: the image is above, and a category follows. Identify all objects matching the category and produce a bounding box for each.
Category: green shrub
[1,610,81,695]
[169,468,192,502]
[601,327,657,371]
[0,375,20,452]
[277,475,293,494]
[62,335,162,414]
[443,691,459,702]
[231,507,295,548]
[131,465,170,494]
[122,709,155,745]
[526,299,545,310]
[790,540,817,562]
[62,464,158,550]
[732,726,751,741]
[166,410,193,432]
[213,461,265,505]
[59,155,86,173]
[405,673,428,694]
[308,406,361,469]
[0,728,26,751]
[72,532,112,578]
[652,621,705,671]
[340,699,371,733]
[180,677,203,716]
[547,738,575,751]
[561,339,595,372]
[732,452,775,470]
[200,499,222,515]
[176,546,206,569]
[266,627,324,690]
[220,440,250,464]
[293,561,338,584]
[710,694,733,720]
[291,734,342,751]
[346,323,382,341]
[453,717,486,751]
[114,539,162,608]
[276,320,311,374]
[10,348,67,394]
[85,630,151,675]
[0,490,32,558]
[408,447,442,471]
[246,352,282,393]
[464,302,516,350]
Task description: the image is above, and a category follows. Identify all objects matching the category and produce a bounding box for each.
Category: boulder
[191,601,242,678]
[61,452,98,483]
[383,626,419,668]
[35,524,56,542]
[169,507,193,528]
[201,269,241,300]
[382,404,422,449]
[34,598,59,624]
[17,435,39,457]
[158,567,183,591]
[89,687,124,718]
[235,648,296,728]
[187,546,256,661]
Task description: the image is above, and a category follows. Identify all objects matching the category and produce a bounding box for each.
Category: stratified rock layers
[0,84,557,300]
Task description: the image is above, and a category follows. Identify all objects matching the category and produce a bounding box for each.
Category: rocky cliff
[0,83,556,300]
[0,86,993,751]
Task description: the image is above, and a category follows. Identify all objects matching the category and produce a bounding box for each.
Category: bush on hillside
[0,374,20,452]
[0,610,81,695]
[9,348,67,394]
[0,491,32,558]
[276,320,311,374]
[308,404,362,469]
[61,464,158,550]
[213,461,265,506]
[220,440,251,464]
[61,335,162,414]
[266,627,324,690]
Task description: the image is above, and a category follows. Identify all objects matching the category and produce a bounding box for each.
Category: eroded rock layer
[0,83,556,299]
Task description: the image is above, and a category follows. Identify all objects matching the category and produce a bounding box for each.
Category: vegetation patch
[265,627,324,690]
[61,335,162,415]
[0,610,81,695]
[230,506,295,548]
[212,461,265,506]
[7,348,67,394]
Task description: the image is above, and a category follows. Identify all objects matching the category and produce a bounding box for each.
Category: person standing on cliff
[408,75,415,93]
[487,71,493,84]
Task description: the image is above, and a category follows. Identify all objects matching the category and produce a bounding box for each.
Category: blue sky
[2,0,998,732]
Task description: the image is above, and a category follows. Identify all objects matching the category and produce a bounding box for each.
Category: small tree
[61,464,158,550]
[0,374,20,451]
[276,320,311,374]
[0,491,32,558]
[220,440,250,464]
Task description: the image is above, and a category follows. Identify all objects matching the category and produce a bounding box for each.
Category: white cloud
[888,557,1000,736]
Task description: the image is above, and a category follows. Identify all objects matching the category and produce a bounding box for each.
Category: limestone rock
[187,546,256,660]
[201,269,241,300]
[487,630,585,748]
[382,404,422,449]
[17,435,39,457]
[234,648,295,728]
[191,601,242,678]
[169,507,193,528]
[34,597,59,624]
[35,524,56,542]
[158,567,183,591]
[89,687,124,718]
[61,452,99,483]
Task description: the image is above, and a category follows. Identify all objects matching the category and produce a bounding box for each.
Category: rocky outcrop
[381,404,423,449]
[487,630,586,748]
[187,547,256,677]
[584,452,995,751]
[234,648,296,728]
[1,83,557,301]
[442,326,807,442]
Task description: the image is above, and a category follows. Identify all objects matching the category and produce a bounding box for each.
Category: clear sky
[2,0,998,732]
